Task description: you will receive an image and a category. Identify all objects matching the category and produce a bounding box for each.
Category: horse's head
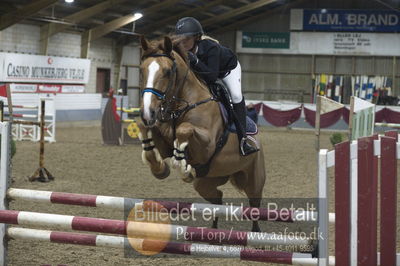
[140,36,178,127]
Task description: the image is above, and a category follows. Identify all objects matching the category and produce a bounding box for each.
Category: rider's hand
[188,51,199,65]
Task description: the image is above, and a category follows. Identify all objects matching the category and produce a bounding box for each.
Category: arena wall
[213,0,400,102]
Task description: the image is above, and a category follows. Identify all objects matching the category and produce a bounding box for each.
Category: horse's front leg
[137,122,170,179]
[172,122,211,183]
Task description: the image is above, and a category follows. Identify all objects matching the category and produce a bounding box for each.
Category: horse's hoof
[182,174,194,183]
[153,163,170,180]
[171,157,180,169]
[141,151,150,165]
[252,224,261,232]
[309,239,319,258]
[179,161,196,183]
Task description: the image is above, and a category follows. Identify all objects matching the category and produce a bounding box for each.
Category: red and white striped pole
[4,114,37,119]
[0,210,311,247]
[4,105,38,109]
[7,227,315,265]
[7,188,335,223]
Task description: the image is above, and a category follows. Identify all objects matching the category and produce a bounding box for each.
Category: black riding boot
[232,98,259,156]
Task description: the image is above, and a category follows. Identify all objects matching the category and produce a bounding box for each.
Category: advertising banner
[242,32,290,49]
[236,31,400,56]
[291,9,400,32]
[9,83,85,93]
[0,53,91,84]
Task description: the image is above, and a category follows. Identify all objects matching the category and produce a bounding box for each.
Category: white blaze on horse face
[143,61,160,121]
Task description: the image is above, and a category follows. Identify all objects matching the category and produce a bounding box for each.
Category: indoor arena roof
[0,0,299,40]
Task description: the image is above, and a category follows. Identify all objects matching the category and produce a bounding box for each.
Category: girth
[191,125,230,178]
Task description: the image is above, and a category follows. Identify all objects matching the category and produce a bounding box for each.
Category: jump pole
[0,122,11,266]
[4,114,37,119]
[0,210,311,247]
[375,122,400,128]
[4,105,37,109]
[6,227,315,265]
[6,188,336,223]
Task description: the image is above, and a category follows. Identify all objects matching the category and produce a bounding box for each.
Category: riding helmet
[175,17,203,36]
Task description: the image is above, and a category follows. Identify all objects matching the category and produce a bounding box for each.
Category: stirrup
[240,136,259,156]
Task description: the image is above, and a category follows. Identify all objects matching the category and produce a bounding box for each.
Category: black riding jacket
[191,39,238,84]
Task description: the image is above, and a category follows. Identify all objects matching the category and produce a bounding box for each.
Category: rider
[175,17,259,156]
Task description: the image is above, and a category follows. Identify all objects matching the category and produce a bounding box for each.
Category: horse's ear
[164,36,173,55]
[140,35,149,51]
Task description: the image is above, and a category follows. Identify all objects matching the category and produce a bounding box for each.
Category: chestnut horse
[138,36,266,231]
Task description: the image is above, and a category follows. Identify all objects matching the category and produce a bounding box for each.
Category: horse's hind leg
[245,155,266,232]
[193,177,229,228]
[248,198,262,232]
[232,152,266,232]
[238,182,263,232]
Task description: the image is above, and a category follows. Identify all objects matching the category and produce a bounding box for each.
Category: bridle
[141,53,215,124]
[141,53,177,104]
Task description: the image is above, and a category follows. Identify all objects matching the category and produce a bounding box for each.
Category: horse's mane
[169,35,189,63]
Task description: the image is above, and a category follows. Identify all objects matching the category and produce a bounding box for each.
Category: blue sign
[303,9,400,32]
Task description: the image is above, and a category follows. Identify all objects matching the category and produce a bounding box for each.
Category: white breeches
[221,61,242,104]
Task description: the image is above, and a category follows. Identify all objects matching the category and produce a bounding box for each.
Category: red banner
[38,84,61,93]
[0,84,7,97]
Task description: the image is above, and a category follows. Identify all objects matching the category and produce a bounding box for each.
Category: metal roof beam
[0,2,18,13]
[0,0,58,30]
[79,0,182,57]
[211,0,307,34]
[139,0,182,14]
[89,14,141,41]
[138,0,230,34]
[46,0,129,37]
[202,0,277,27]
[81,0,180,47]
[40,0,129,55]
[236,0,251,3]
[80,13,142,58]
[201,11,218,18]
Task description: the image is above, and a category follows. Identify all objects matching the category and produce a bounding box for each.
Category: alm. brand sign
[292,9,400,32]
[242,32,290,49]
[0,53,91,84]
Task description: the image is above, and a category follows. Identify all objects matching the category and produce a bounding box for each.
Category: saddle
[210,82,258,135]
[191,83,257,177]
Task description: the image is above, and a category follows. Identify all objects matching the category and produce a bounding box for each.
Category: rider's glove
[188,51,199,65]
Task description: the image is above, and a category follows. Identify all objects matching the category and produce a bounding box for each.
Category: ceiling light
[65,0,74,3]
[134,12,143,20]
